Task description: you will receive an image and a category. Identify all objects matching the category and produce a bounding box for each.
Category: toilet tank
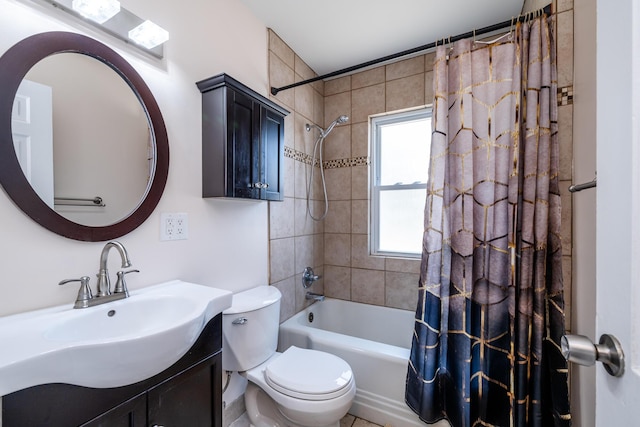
[222,286,282,372]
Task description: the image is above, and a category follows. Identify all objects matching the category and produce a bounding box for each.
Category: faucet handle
[302,267,321,289]
[59,276,93,309]
[114,269,139,297]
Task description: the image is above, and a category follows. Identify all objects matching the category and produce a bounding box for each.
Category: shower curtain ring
[508,16,515,40]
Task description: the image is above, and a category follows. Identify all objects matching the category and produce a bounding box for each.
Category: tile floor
[229,412,384,427]
[340,413,384,427]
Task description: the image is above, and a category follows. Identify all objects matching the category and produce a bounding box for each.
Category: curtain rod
[271,4,552,96]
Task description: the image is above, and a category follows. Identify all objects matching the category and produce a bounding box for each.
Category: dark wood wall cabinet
[196,73,289,201]
[2,314,223,427]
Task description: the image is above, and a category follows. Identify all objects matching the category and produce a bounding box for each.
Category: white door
[12,79,54,208]
[595,0,640,423]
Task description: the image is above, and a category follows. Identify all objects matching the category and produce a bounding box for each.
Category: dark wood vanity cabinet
[197,73,289,201]
[82,354,220,427]
[147,353,219,427]
[81,393,147,426]
[2,314,223,427]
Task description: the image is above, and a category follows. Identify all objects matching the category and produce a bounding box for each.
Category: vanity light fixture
[128,20,169,49]
[28,0,169,58]
[71,0,120,24]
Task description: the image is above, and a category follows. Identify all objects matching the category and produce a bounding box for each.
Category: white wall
[0,0,272,317]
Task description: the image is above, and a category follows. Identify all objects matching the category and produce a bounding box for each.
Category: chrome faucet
[58,241,138,308]
[302,267,324,302]
[96,241,132,297]
[305,292,325,302]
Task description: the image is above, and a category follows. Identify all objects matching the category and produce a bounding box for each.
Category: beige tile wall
[320,54,431,312]
[268,30,325,322]
[268,0,574,324]
[553,0,574,332]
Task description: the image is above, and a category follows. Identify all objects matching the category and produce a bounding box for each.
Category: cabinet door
[147,354,222,427]
[260,107,284,201]
[227,89,260,199]
[80,394,147,427]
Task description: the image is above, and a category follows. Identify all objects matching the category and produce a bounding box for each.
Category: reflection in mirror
[0,31,169,241]
[14,53,151,226]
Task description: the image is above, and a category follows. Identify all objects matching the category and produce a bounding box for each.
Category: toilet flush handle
[232,317,248,325]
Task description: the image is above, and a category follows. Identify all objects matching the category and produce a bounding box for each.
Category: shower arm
[306,115,348,139]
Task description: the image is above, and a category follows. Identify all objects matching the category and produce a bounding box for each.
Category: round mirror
[21,53,152,226]
[0,32,169,241]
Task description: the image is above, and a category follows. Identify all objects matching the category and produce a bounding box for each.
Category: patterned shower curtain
[405,16,570,427]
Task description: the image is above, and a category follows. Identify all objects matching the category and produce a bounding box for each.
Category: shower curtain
[405,16,570,427]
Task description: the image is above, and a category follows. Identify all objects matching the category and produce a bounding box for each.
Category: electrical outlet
[160,213,188,241]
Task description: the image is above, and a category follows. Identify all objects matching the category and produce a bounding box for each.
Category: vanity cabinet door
[147,353,222,427]
[80,394,147,427]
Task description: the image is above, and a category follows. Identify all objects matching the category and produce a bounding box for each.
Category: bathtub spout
[305,292,325,302]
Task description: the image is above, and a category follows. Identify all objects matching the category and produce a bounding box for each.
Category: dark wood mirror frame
[0,32,169,241]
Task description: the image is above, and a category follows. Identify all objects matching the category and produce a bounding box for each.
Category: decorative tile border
[284,146,316,166]
[557,85,573,106]
[285,146,369,169]
[324,156,370,169]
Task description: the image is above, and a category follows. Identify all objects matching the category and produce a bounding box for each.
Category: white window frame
[370,107,432,258]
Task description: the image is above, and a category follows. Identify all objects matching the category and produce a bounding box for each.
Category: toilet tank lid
[223,286,281,315]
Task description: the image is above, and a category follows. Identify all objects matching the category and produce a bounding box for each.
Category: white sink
[0,280,232,396]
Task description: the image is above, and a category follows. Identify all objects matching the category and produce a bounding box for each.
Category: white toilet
[222,286,356,427]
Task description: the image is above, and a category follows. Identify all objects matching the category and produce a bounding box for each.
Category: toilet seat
[264,346,353,401]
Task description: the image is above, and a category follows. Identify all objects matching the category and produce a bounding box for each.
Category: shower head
[336,115,349,124]
[305,115,349,138]
[323,115,350,136]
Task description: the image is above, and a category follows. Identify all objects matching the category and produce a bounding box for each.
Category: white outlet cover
[160,212,188,241]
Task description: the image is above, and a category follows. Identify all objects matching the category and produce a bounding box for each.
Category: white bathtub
[279,298,448,426]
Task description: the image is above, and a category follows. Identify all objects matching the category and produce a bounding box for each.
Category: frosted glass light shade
[71,0,120,24]
[128,20,170,49]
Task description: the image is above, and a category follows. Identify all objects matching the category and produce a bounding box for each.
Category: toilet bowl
[222,286,355,427]
[244,348,356,427]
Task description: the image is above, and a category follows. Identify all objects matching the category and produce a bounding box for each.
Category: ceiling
[240,0,526,77]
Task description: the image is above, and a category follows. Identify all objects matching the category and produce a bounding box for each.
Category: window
[370,107,431,258]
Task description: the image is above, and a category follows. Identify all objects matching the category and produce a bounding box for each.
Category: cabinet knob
[252,182,269,189]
